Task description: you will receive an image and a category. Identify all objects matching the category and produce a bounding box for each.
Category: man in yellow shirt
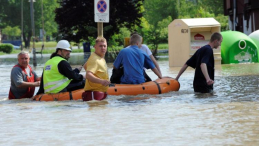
[83,37,110,101]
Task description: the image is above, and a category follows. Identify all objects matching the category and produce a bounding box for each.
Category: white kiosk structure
[168,18,221,67]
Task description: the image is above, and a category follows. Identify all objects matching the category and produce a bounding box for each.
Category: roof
[181,18,220,27]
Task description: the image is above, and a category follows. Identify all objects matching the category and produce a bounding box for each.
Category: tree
[143,0,178,54]
[200,0,224,16]
[0,0,59,48]
[178,0,228,31]
[2,26,21,40]
[55,0,144,44]
[40,0,59,38]
[144,0,178,26]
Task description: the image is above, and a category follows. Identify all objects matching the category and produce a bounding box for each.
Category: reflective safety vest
[43,56,72,93]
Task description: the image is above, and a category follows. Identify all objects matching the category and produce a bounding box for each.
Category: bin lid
[249,30,259,49]
[181,18,220,28]
[249,30,259,41]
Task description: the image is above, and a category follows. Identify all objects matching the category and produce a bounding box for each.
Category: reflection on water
[0,61,259,145]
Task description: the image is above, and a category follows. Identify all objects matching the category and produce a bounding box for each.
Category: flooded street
[0,58,259,145]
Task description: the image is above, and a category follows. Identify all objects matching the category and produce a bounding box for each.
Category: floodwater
[0,56,259,146]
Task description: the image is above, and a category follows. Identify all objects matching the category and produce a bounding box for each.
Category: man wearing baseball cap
[37,40,85,94]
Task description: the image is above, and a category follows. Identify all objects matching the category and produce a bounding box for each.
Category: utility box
[168,18,221,67]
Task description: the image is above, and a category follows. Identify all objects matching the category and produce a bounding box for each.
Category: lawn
[0,41,169,55]
[32,41,57,49]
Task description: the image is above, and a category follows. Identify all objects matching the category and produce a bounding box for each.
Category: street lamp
[29,0,37,67]
[21,0,23,50]
[41,0,44,46]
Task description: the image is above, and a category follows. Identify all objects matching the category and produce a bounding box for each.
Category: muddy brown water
[0,59,258,145]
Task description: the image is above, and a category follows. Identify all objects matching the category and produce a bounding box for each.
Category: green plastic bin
[221,31,259,64]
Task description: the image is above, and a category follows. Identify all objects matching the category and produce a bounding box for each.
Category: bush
[0,44,13,54]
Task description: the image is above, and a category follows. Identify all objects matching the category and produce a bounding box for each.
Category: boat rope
[38,94,44,101]
[69,91,73,100]
[153,81,161,94]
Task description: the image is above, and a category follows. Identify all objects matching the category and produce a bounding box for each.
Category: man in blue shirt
[113,34,162,84]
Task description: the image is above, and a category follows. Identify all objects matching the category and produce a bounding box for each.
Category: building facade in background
[224,0,259,35]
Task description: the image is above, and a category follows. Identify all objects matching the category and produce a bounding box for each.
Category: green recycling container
[221,31,259,64]
[249,30,259,51]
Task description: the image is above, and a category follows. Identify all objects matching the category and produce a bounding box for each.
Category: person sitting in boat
[82,37,110,101]
[130,32,162,82]
[9,51,41,99]
[36,40,85,94]
[112,34,162,84]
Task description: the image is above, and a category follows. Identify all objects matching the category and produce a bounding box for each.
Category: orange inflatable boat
[107,77,180,95]
[32,89,107,101]
[32,78,180,101]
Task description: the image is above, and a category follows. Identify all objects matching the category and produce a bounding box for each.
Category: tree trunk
[77,43,80,49]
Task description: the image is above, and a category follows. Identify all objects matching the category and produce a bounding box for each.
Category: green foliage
[2,26,21,40]
[41,49,55,54]
[142,0,178,55]
[108,27,131,47]
[157,43,168,50]
[196,7,215,17]
[12,49,22,54]
[135,17,151,42]
[0,44,13,53]
[143,16,172,51]
[118,28,131,46]
[71,49,83,53]
[157,16,172,42]
[106,45,123,61]
[178,1,215,18]
[1,0,59,48]
[55,0,144,44]
[108,33,120,48]
[200,0,224,16]
[41,48,85,54]
[178,0,197,18]
[144,0,178,26]
[41,0,59,36]
[215,14,229,31]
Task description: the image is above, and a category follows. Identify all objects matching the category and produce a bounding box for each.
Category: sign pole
[97,22,103,37]
[29,0,37,67]
[95,0,109,37]
[21,0,23,50]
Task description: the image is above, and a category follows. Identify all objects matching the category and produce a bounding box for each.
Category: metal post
[21,0,23,50]
[30,0,37,67]
[41,0,44,46]
[97,22,103,37]
[233,0,236,31]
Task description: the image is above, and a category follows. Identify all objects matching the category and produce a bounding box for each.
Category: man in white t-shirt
[140,44,162,75]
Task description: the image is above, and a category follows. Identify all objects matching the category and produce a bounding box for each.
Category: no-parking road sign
[95,0,109,23]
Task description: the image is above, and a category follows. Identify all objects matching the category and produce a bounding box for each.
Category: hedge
[0,44,13,54]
